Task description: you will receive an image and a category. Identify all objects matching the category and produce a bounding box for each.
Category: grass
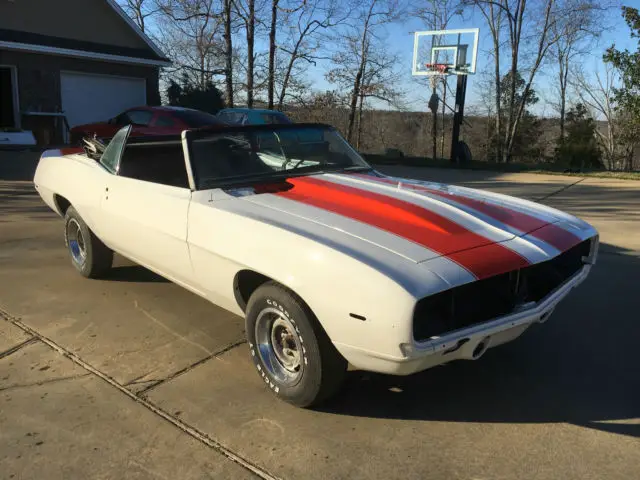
[362,154,640,181]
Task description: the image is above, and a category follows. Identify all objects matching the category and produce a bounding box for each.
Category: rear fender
[33,151,106,233]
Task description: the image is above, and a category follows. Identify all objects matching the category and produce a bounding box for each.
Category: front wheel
[64,206,113,278]
[245,282,347,407]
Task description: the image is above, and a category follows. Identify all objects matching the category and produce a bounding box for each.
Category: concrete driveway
[1,153,639,479]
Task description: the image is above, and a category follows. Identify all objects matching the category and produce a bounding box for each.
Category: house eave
[0,41,171,67]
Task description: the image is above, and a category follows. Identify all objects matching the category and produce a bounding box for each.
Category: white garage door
[60,71,146,128]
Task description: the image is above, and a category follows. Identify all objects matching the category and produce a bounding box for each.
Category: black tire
[64,206,113,278]
[245,281,347,407]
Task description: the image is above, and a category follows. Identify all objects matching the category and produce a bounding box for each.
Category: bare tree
[223,0,234,106]
[265,0,308,109]
[120,0,160,32]
[500,0,561,163]
[466,0,503,161]
[277,0,345,110]
[267,0,280,109]
[550,0,606,140]
[355,49,403,148]
[235,0,257,107]
[473,70,497,160]
[572,64,623,170]
[156,0,227,88]
[467,0,595,162]
[327,0,400,142]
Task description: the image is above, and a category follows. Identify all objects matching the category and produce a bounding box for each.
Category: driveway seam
[535,177,586,202]
[0,373,91,392]
[0,308,278,480]
[0,336,37,359]
[137,339,247,396]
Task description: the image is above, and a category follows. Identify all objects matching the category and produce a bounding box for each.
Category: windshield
[187,124,371,190]
[99,125,131,173]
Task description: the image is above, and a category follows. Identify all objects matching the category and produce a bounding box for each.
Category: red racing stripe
[530,223,582,252]
[352,173,582,252]
[277,176,529,279]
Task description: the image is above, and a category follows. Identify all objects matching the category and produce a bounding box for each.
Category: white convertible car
[34,123,599,407]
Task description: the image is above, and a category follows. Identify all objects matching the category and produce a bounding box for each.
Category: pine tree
[555,104,602,171]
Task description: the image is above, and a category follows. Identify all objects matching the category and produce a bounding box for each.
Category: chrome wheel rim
[66,218,86,265]
[255,307,303,384]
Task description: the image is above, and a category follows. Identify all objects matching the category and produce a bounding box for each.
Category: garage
[61,71,147,128]
[0,0,170,145]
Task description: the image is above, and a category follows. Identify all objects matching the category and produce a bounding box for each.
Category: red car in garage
[69,106,224,144]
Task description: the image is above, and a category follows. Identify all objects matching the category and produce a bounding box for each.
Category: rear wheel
[64,206,113,278]
[245,282,347,407]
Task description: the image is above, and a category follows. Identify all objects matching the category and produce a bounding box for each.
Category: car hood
[235,171,594,279]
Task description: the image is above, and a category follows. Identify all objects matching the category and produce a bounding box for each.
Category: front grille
[413,238,592,341]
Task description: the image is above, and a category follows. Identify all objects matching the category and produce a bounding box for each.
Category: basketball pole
[450,74,468,164]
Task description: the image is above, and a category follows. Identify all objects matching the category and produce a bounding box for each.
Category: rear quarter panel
[33,152,107,234]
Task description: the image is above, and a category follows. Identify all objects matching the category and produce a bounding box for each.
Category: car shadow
[102,265,169,283]
[320,242,640,439]
[0,149,41,182]
[0,182,54,221]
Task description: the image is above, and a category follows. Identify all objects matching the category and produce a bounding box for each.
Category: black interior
[118,142,189,188]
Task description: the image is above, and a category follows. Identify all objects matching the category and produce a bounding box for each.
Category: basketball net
[425,64,449,89]
[425,63,450,75]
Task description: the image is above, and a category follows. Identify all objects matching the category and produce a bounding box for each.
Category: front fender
[187,192,424,361]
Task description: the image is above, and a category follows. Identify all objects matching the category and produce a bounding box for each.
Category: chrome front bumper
[399,263,592,374]
[338,263,592,376]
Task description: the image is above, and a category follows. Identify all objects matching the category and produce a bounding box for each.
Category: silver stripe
[373,173,563,223]
[245,193,439,261]
[250,189,478,282]
[326,174,564,264]
[350,173,594,255]
[325,173,516,242]
[207,196,469,295]
[377,172,596,236]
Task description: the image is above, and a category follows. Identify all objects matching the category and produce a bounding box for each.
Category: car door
[98,127,195,287]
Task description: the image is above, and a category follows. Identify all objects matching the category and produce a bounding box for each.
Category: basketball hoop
[412,28,479,77]
[412,28,479,164]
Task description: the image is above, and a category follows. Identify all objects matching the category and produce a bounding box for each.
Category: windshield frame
[183,123,373,191]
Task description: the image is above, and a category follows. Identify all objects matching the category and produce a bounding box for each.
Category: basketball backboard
[412,28,479,76]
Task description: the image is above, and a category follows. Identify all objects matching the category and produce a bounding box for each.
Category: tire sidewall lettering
[249,296,307,396]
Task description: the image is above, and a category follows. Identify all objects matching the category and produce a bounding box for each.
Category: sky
[303,4,636,117]
[137,1,636,117]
